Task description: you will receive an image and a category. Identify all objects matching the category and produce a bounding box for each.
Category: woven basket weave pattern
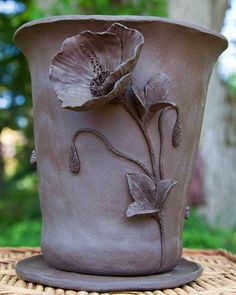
[0,248,236,295]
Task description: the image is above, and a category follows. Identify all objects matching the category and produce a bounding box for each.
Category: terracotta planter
[14,16,227,291]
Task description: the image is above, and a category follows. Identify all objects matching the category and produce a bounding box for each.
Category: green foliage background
[1,211,236,253]
[0,0,235,252]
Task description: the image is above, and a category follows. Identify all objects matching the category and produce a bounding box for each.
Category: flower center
[90,70,110,97]
[80,42,111,97]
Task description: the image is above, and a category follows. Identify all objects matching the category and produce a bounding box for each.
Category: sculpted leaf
[126,201,159,218]
[126,173,177,218]
[145,72,170,105]
[127,173,156,201]
[132,72,175,123]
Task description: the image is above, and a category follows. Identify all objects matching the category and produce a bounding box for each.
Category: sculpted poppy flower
[49,23,144,111]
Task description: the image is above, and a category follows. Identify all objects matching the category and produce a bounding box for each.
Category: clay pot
[14,16,227,291]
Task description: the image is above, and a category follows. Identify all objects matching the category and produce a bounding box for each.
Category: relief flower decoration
[49,23,183,272]
[126,172,177,271]
[49,23,144,111]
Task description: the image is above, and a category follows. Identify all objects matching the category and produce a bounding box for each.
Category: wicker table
[0,248,236,295]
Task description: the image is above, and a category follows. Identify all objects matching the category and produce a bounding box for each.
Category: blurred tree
[227,73,236,97]
[0,0,39,222]
[0,142,4,194]
[169,0,236,228]
[47,0,168,17]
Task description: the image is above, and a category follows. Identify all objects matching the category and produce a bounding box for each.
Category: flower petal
[155,179,177,208]
[50,35,95,106]
[61,73,131,110]
[77,31,122,73]
[126,201,158,218]
[126,173,156,209]
[50,35,95,91]
[50,65,94,107]
[105,23,144,88]
[107,23,144,64]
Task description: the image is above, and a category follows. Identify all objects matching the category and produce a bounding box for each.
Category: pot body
[14,16,227,276]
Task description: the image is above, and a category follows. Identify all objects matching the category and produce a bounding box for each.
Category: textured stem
[122,101,159,179]
[72,128,152,177]
[158,105,181,179]
[153,212,165,271]
[159,215,165,271]
[158,109,167,180]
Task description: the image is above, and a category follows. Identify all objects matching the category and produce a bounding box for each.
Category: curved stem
[153,212,165,271]
[122,101,159,179]
[72,128,153,177]
[158,106,179,179]
[175,106,179,119]
[159,215,165,271]
[158,109,167,180]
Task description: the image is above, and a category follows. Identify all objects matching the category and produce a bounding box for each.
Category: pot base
[16,255,202,291]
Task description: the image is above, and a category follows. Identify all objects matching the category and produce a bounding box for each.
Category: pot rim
[14,14,227,45]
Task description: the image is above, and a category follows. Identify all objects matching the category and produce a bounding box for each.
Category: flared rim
[14,14,228,45]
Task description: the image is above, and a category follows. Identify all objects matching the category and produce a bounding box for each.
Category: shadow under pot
[14,15,227,292]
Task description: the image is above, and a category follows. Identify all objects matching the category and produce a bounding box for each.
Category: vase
[14,15,227,291]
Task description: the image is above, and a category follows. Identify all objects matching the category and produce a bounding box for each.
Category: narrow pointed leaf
[126,173,157,217]
[126,201,158,218]
[126,173,156,204]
